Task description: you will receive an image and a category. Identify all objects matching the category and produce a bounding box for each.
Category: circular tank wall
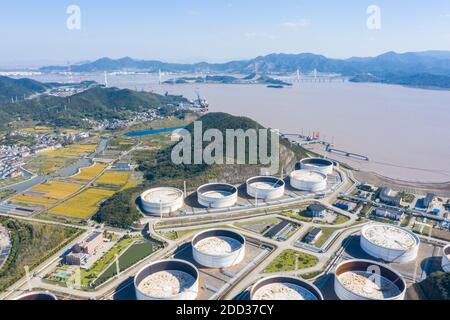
[246,176,285,200]
[14,292,58,301]
[334,259,406,300]
[290,170,327,192]
[442,244,450,273]
[300,158,334,175]
[360,224,420,263]
[250,276,323,300]
[134,259,199,300]
[197,183,238,208]
[140,188,184,215]
[192,229,246,268]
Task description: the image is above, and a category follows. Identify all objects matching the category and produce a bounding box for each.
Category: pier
[325,145,369,161]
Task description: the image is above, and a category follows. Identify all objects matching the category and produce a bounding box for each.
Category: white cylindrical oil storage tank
[134,259,199,300]
[334,259,406,300]
[250,276,323,300]
[14,292,58,301]
[360,224,420,263]
[290,170,327,192]
[300,158,334,175]
[442,244,450,273]
[197,183,238,208]
[140,187,184,216]
[192,229,246,268]
[246,176,285,200]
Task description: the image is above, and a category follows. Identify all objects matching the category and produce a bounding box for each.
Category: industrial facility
[290,170,328,192]
[134,259,199,300]
[140,187,184,215]
[442,244,450,273]
[14,292,58,301]
[197,183,238,208]
[299,158,334,175]
[192,229,246,268]
[360,224,420,263]
[250,276,323,300]
[334,259,406,300]
[246,176,285,200]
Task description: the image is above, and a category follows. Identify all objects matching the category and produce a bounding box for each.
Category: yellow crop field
[32,181,83,199]
[96,171,130,186]
[12,194,58,207]
[120,179,139,191]
[11,181,83,207]
[48,188,115,219]
[43,144,98,158]
[72,163,108,181]
[22,126,52,134]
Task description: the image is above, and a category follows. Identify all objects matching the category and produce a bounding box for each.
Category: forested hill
[95,112,309,228]
[0,87,188,129]
[0,76,53,104]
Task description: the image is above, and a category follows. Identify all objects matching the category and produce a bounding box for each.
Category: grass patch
[263,250,319,273]
[95,239,163,286]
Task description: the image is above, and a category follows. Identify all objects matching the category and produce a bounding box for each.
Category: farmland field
[24,155,77,175]
[48,188,115,219]
[11,181,83,207]
[96,171,130,187]
[43,144,97,158]
[72,163,108,182]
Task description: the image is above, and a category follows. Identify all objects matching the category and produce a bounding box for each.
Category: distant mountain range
[39,51,450,89]
[164,73,292,86]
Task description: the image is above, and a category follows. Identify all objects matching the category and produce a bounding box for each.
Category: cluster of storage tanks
[140,157,333,215]
[133,227,328,301]
[132,222,447,301]
[134,229,246,300]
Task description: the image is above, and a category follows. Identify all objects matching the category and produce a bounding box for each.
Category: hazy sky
[1,0,450,66]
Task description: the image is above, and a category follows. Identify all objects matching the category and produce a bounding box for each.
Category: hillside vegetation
[0,86,188,129]
[0,76,52,104]
[0,218,81,292]
[95,112,308,228]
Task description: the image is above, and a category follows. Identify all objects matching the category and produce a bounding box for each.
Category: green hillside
[0,87,188,129]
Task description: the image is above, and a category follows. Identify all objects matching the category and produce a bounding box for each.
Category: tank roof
[362,225,418,250]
